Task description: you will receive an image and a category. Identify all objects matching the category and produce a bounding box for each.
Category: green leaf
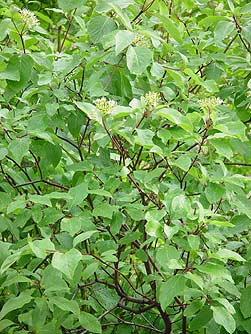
[184,300,204,316]
[115,30,134,55]
[73,231,98,248]
[52,248,82,280]
[197,262,233,281]
[0,57,20,81]
[61,217,82,237]
[215,298,235,315]
[4,55,34,101]
[79,312,102,334]
[240,285,251,318]
[87,16,116,43]
[190,306,213,329]
[111,4,132,30]
[159,275,186,310]
[68,182,88,207]
[215,249,246,262]
[207,219,234,227]
[188,235,200,250]
[173,155,191,172]
[159,15,182,43]
[93,203,114,219]
[0,319,14,332]
[8,137,31,165]
[74,101,102,124]
[58,0,83,11]
[0,290,33,320]
[7,199,26,214]
[88,189,112,197]
[126,46,152,75]
[29,238,55,259]
[29,195,52,207]
[49,296,80,315]
[145,220,162,237]
[82,262,99,280]
[156,108,193,132]
[134,129,154,148]
[205,182,225,203]
[0,251,22,275]
[211,306,236,334]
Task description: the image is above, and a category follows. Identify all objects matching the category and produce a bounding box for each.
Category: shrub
[0,1,251,333]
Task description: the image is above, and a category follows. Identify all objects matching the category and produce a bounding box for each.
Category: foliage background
[0,0,251,333]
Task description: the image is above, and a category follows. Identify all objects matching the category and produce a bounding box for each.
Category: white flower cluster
[144,91,160,110]
[133,33,151,47]
[94,97,117,115]
[199,97,223,110]
[19,9,39,29]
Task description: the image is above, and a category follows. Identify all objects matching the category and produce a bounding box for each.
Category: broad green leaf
[197,262,233,281]
[145,220,162,237]
[156,108,193,132]
[73,231,98,248]
[215,298,235,315]
[0,147,8,160]
[240,285,251,318]
[188,235,200,250]
[61,217,82,237]
[52,249,82,280]
[29,195,52,207]
[159,15,182,43]
[79,312,102,334]
[0,290,33,320]
[190,306,213,330]
[0,57,20,80]
[207,219,234,227]
[205,182,225,203]
[87,16,116,43]
[88,189,112,197]
[0,251,22,275]
[215,249,246,262]
[82,262,99,280]
[213,121,247,141]
[58,0,83,11]
[211,306,236,334]
[134,129,154,148]
[159,275,186,310]
[126,46,152,75]
[7,199,26,214]
[173,155,191,172]
[68,182,88,207]
[74,101,102,124]
[111,4,132,30]
[115,30,134,55]
[93,203,114,219]
[184,300,204,316]
[49,297,80,315]
[185,272,204,290]
[0,319,14,332]
[29,239,55,259]
[8,137,31,165]
[4,54,34,101]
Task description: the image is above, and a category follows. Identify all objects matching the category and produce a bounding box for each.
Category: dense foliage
[0,0,251,333]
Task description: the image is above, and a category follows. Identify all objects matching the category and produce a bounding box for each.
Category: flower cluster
[94,97,117,115]
[199,97,223,110]
[132,33,151,47]
[144,91,160,110]
[19,9,39,29]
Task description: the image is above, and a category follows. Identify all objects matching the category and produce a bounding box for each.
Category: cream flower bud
[132,33,151,47]
[94,97,117,115]
[199,97,223,110]
[19,9,39,29]
[144,92,160,109]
